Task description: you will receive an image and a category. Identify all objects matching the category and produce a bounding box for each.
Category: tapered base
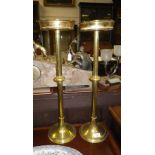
[79,122,108,143]
[48,123,76,144]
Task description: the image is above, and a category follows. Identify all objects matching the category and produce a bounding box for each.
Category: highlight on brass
[80,20,114,31]
[79,19,114,143]
[39,20,76,144]
[33,1,121,154]
[39,19,75,30]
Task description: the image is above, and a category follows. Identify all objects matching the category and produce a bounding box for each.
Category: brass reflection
[79,20,114,143]
[39,19,76,144]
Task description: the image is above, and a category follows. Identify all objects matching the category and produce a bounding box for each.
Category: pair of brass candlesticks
[39,19,114,144]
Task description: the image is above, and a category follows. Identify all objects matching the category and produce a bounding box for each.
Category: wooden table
[108,105,121,146]
[33,124,121,155]
[33,84,121,128]
[109,105,121,126]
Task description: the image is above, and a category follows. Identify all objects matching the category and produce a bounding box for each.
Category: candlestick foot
[79,122,108,143]
[48,123,76,144]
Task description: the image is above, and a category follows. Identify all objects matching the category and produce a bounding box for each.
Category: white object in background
[114,45,121,57]
[67,50,72,62]
[108,78,121,84]
[100,49,113,62]
[33,145,83,155]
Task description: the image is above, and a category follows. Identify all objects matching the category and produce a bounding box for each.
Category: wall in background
[33,0,114,53]
[36,0,113,24]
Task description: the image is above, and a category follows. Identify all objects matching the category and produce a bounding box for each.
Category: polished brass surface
[89,75,100,81]
[92,30,99,121]
[79,122,108,143]
[39,19,75,30]
[54,76,65,82]
[48,123,76,144]
[80,20,114,31]
[79,20,114,143]
[42,20,76,144]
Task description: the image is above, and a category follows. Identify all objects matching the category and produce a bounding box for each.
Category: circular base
[48,123,76,144]
[79,122,108,143]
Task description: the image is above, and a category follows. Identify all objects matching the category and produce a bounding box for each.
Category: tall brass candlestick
[79,20,114,143]
[39,20,76,144]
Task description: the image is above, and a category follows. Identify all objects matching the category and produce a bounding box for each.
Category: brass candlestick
[39,20,76,144]
[79,20,114,143]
